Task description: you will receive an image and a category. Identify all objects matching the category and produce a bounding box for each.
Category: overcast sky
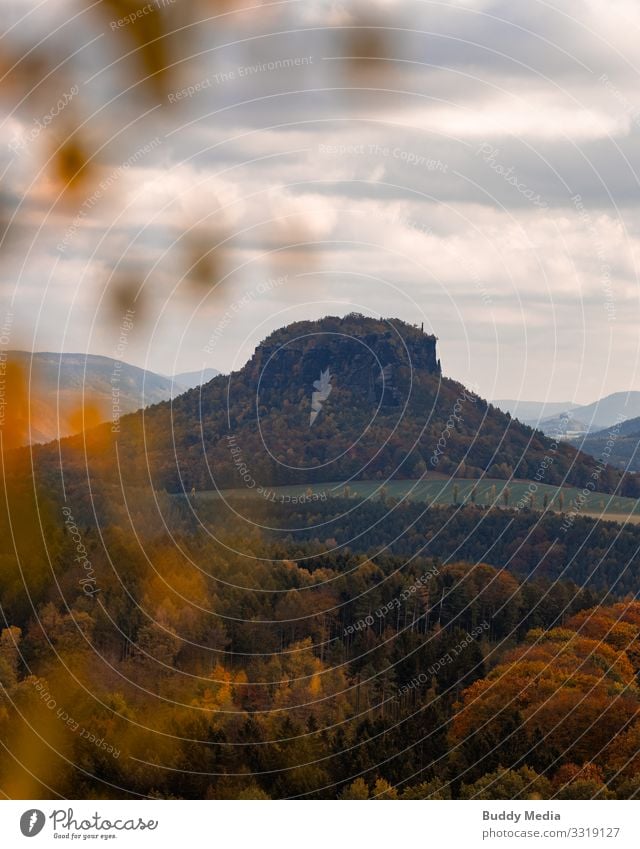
[2,0,640,404]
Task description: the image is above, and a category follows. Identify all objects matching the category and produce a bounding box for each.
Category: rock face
[245,314,440,415]
[251,316,439,378]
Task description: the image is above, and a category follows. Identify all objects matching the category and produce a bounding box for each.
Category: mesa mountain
[27,315,634,496]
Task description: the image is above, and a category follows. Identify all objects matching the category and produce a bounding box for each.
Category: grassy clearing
[189,476,640,523]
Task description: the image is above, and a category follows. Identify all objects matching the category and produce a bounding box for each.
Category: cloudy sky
[2,0,640,405]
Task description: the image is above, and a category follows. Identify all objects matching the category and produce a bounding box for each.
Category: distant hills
[496,391,640,437]
[172,367,221,390]
[493,399,577,423]
[569,392,640,431]
[530,412,592,437]
[6,352,219,444]
[28,315,635,497]
[569,416,640,472]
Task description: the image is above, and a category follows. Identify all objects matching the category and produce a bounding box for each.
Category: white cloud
[2,0,640,402]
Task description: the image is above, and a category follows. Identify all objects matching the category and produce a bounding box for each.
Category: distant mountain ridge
[569,392,640,431]
[591,417,640,438]
[6,352,219,444]
[531,412,591,437]
[499,391,640,436]
[569,416,640,472]
[171,367,220,391]
[493,399,577,422]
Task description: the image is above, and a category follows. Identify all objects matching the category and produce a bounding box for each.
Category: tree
[372,777,398,799]
[0,627,21,691]
[552,763,615,800]
[401,778,451,799]
[450,622,640,776]
[340,778,369,799]
[460,765,551,800]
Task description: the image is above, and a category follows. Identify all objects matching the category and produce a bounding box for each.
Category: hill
[572,391,640,430]
[570,416,640,472]
[527,411,590,437]
[172,366,221,390]
[27,315,634,497]
[533,391,640,435]
[492,398,576,423]
[4,352,222,444]
[578,416,640,440]
[5,351,183,444]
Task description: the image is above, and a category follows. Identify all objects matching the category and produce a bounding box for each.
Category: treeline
[181,496,640,596]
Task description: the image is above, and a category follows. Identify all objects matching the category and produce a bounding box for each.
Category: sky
[2,0,640,405]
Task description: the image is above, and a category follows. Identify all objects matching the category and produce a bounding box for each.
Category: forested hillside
[2,474,639,799]
[23,315,636,497]
[180,495,640,595]
[571,418,640,472]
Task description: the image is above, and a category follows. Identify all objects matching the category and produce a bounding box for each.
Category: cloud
[2,0,640,404]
